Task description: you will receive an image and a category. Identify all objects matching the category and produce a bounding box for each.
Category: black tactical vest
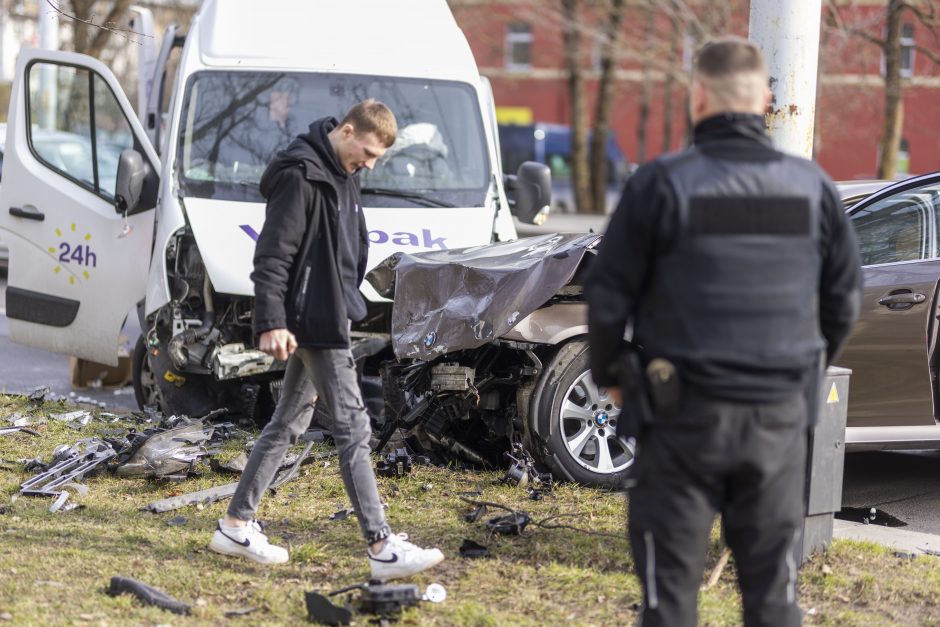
[633,147,826,374]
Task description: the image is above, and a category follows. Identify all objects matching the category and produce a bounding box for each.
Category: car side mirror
[114,149,150,215]
[505,161,551,225]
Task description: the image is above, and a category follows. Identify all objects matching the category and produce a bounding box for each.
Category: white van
[0,0,550,418]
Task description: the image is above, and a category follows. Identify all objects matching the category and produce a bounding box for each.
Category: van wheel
[133,335,164,411]
[532,340,634,488]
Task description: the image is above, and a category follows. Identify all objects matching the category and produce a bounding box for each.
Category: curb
[833,519,940,555]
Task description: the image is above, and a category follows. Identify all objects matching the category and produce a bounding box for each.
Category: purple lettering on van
[240,225,260,241]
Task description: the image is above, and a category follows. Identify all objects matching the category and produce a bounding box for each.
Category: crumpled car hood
[367,233,600,360]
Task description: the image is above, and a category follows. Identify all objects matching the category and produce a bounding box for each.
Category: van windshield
[177,71,490,207]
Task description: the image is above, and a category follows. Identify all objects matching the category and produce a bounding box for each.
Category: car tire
[132,335,163,411]
[132,334,218,417]
[531,339,634,488]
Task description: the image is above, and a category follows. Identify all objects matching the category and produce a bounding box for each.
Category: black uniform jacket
[585,113,862,400]
[251,118,370,348]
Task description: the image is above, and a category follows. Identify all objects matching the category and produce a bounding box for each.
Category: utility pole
[748,0,822,159]
[38,0,60,131]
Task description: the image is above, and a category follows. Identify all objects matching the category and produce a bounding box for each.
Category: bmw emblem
[424,332,437,348]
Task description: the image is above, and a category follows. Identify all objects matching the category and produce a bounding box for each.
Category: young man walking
[209,100,445,580]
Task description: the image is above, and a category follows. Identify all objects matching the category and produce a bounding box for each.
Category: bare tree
[45,0,138,56]
[589,0,625,214]
[826,0,940,179]
[561,0,592,213]
[636,4,655,165]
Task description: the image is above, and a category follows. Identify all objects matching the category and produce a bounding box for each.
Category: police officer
[585,37,861,627]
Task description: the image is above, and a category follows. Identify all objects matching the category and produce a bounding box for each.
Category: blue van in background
[498,122,630,213]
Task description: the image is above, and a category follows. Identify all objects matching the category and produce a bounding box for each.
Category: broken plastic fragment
[464,504,487,523]
[485,512,530,535]
[423,583,447,603]
[304,591,352,625]
[330,507,355,521]
[459,539,489,558]
[107,576,191,615]
[27,386,51,405]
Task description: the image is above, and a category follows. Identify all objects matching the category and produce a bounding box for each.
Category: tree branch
[44,0,152,48]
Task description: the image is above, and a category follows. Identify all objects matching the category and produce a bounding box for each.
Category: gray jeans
[227,346,391,544]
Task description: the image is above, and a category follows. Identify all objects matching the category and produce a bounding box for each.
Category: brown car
[836,172,940,450]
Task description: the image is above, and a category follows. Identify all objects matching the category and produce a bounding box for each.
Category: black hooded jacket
[252,117,370,348]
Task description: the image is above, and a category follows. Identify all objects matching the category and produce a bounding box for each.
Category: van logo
[368,229,448,250]
[240,225,261,241]
[241,224,448,251]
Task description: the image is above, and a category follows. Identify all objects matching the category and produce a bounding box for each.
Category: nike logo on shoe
[217,525,250,547]
[369,553,398,564]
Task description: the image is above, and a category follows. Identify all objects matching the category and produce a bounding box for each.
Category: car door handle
[878,292,926,307]
[9,206,45,221]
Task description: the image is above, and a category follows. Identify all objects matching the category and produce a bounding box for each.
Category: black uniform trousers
[628,391,807,627]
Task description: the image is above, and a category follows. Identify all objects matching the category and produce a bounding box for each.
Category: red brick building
[450,0,940,181]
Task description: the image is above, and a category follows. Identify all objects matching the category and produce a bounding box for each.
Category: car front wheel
[532,339,635,488]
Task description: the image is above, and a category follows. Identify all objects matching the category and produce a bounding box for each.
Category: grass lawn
[1,393,940,626]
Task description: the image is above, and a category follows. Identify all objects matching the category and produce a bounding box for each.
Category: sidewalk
[833,519,940,555]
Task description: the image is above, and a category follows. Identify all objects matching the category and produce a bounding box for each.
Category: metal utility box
[801,366,851,563]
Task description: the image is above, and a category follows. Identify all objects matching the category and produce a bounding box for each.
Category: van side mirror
[505,161,551,225]
[114,149,151,215]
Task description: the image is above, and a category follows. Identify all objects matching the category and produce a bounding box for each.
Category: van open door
[0,49,160,366]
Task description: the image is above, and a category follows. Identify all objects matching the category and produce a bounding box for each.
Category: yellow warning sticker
[827,383,839,404]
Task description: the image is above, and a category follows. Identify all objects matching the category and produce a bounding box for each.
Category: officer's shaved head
[691,36,771,122]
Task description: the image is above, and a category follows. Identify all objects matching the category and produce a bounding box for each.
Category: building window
[900,23,915,77]
[506,22,532,71]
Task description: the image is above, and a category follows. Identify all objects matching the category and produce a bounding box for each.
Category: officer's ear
[690,79,708,124]
[761,84,772,114]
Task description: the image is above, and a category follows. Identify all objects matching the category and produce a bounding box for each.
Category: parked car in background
[837,179,894,208]
[835,171,940,450]
[498,122,630,213]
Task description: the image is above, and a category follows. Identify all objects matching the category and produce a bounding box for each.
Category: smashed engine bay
[367,233,606,476]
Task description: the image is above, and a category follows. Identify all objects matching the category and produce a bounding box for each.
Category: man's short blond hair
[693,37,769,110]
[341,99,397,148]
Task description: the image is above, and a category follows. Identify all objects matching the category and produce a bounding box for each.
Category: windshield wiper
[360,187,455,208]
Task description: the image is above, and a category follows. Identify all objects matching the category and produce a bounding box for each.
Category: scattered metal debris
[223,607,258,618]
[0,426,40,437]
[305,592,353,625]
[308,581,447,624]
[27,385,51,405]
[20,438,116,497]
[115,422,213,480]
[49,491,81,513]
[459,539,489,559]
[376,448,413,478]
[464,504,487,523]
[167,516,188,527]
[107,576,191,615]
[144,482,239,514]
[486,512,531,535]
[143,444,333,513]
[330,507,355,521]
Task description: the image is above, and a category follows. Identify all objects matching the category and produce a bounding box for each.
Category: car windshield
[177,71,490,207]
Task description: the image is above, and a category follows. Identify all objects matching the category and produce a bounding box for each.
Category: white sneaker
[369,533,445,581]
[209,519,289,565]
